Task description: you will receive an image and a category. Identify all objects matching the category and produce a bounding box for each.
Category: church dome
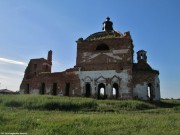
[86,30,123,41]
[85,17,123,41]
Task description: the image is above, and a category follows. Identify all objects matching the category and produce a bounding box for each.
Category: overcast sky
[0,0,180,98]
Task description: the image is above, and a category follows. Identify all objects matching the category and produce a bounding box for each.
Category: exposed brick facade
[20,18,160,100]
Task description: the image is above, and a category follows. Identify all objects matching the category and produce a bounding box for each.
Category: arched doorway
[40,83,45,95]
[148,83,153,101]
[112,83,119,99]
[52,83,57,95]
[98,83,106,99]
[85,83,91,97]
[65,83,70,96]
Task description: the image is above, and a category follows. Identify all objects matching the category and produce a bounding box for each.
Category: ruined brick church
[20,17,160,100]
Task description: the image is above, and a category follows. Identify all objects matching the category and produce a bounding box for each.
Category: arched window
[85,83,91,97]
[148,83,153,101]
[100,88,105,95]
[112,83,119,99]
[140,54,143,59]
[98,83,106,99]
[96,44,109,51]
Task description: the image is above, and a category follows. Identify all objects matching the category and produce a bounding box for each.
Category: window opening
[98,83,106,99]
[112,83,119,99]
[26,84,30,94]
[52,83,57,95]
[65,83,70,96]
[40,83,45,94]
[85,83,91,97]
[148,83,153,101]
[34,64,37,69]
[96,44,109,51]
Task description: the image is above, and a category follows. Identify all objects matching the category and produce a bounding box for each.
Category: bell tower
[137,50,147,63]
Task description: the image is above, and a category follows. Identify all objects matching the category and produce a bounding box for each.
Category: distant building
[20,17,160,100]
[0,89,18,94]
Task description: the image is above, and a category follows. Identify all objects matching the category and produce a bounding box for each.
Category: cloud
[0,57,27,66]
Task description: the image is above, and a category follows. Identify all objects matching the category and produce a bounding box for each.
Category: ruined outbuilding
[20,17,160,100]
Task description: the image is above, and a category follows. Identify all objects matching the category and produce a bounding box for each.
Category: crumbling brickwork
[20,17,160,100]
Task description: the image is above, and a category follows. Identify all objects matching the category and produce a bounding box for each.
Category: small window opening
[140,54,143,59]
[96,44,109,51]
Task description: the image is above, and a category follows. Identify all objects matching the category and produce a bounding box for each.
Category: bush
[4,100,22,108]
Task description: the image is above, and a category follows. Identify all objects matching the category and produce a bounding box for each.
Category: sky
[0,0,179,99]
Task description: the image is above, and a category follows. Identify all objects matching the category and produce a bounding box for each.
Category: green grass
[0,95,156,111]
[0,95,180,135]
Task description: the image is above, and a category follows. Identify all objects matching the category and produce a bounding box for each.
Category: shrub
[4,100,22,108]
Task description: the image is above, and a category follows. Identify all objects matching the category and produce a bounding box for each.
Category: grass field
[0,95,180,135]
